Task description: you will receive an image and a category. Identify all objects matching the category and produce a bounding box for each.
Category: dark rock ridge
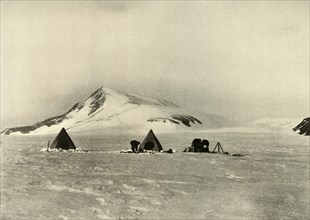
[88,88,107,115]
[2,114,66,135]
[148,115,202,127]
[293,117,310,135]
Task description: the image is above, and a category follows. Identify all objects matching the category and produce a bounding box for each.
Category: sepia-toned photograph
[1,1,309,219]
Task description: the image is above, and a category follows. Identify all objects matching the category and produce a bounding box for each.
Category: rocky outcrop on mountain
[293,117,310,136]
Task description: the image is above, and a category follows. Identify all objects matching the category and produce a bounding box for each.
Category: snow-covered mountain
[1,86,236,135]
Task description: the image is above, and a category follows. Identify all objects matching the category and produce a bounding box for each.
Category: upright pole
[47,140,50,152]
[212,142,218,153]
[212,144,217,153]
[219,144,225,153]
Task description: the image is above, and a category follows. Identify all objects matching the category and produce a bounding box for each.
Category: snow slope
[1,86,235,135]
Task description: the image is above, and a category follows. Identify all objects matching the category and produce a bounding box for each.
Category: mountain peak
[90,86,109,98]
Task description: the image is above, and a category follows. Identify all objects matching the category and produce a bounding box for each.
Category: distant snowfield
[15,117,303,136]
[252,118,303,129]
[202,118,303,134]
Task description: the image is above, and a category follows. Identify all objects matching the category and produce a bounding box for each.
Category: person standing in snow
[202,139,210,152]
[130,140,140,153]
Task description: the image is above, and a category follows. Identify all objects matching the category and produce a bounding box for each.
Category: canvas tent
[139,129,163,152]
[50,128,76,150]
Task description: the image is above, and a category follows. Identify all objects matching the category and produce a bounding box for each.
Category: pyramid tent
[139,129,163,151]
[50,128,76,150]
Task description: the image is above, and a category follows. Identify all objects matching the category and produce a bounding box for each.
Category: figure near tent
[181,138,230,154]
[126,129,175,154]
[183,138,210,153]
[130,140,140,153]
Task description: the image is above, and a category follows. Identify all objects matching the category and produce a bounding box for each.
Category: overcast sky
[1,1,309,129]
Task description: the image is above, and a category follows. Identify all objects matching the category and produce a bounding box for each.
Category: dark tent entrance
[50,127,76,150]
[139,129,163,152]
